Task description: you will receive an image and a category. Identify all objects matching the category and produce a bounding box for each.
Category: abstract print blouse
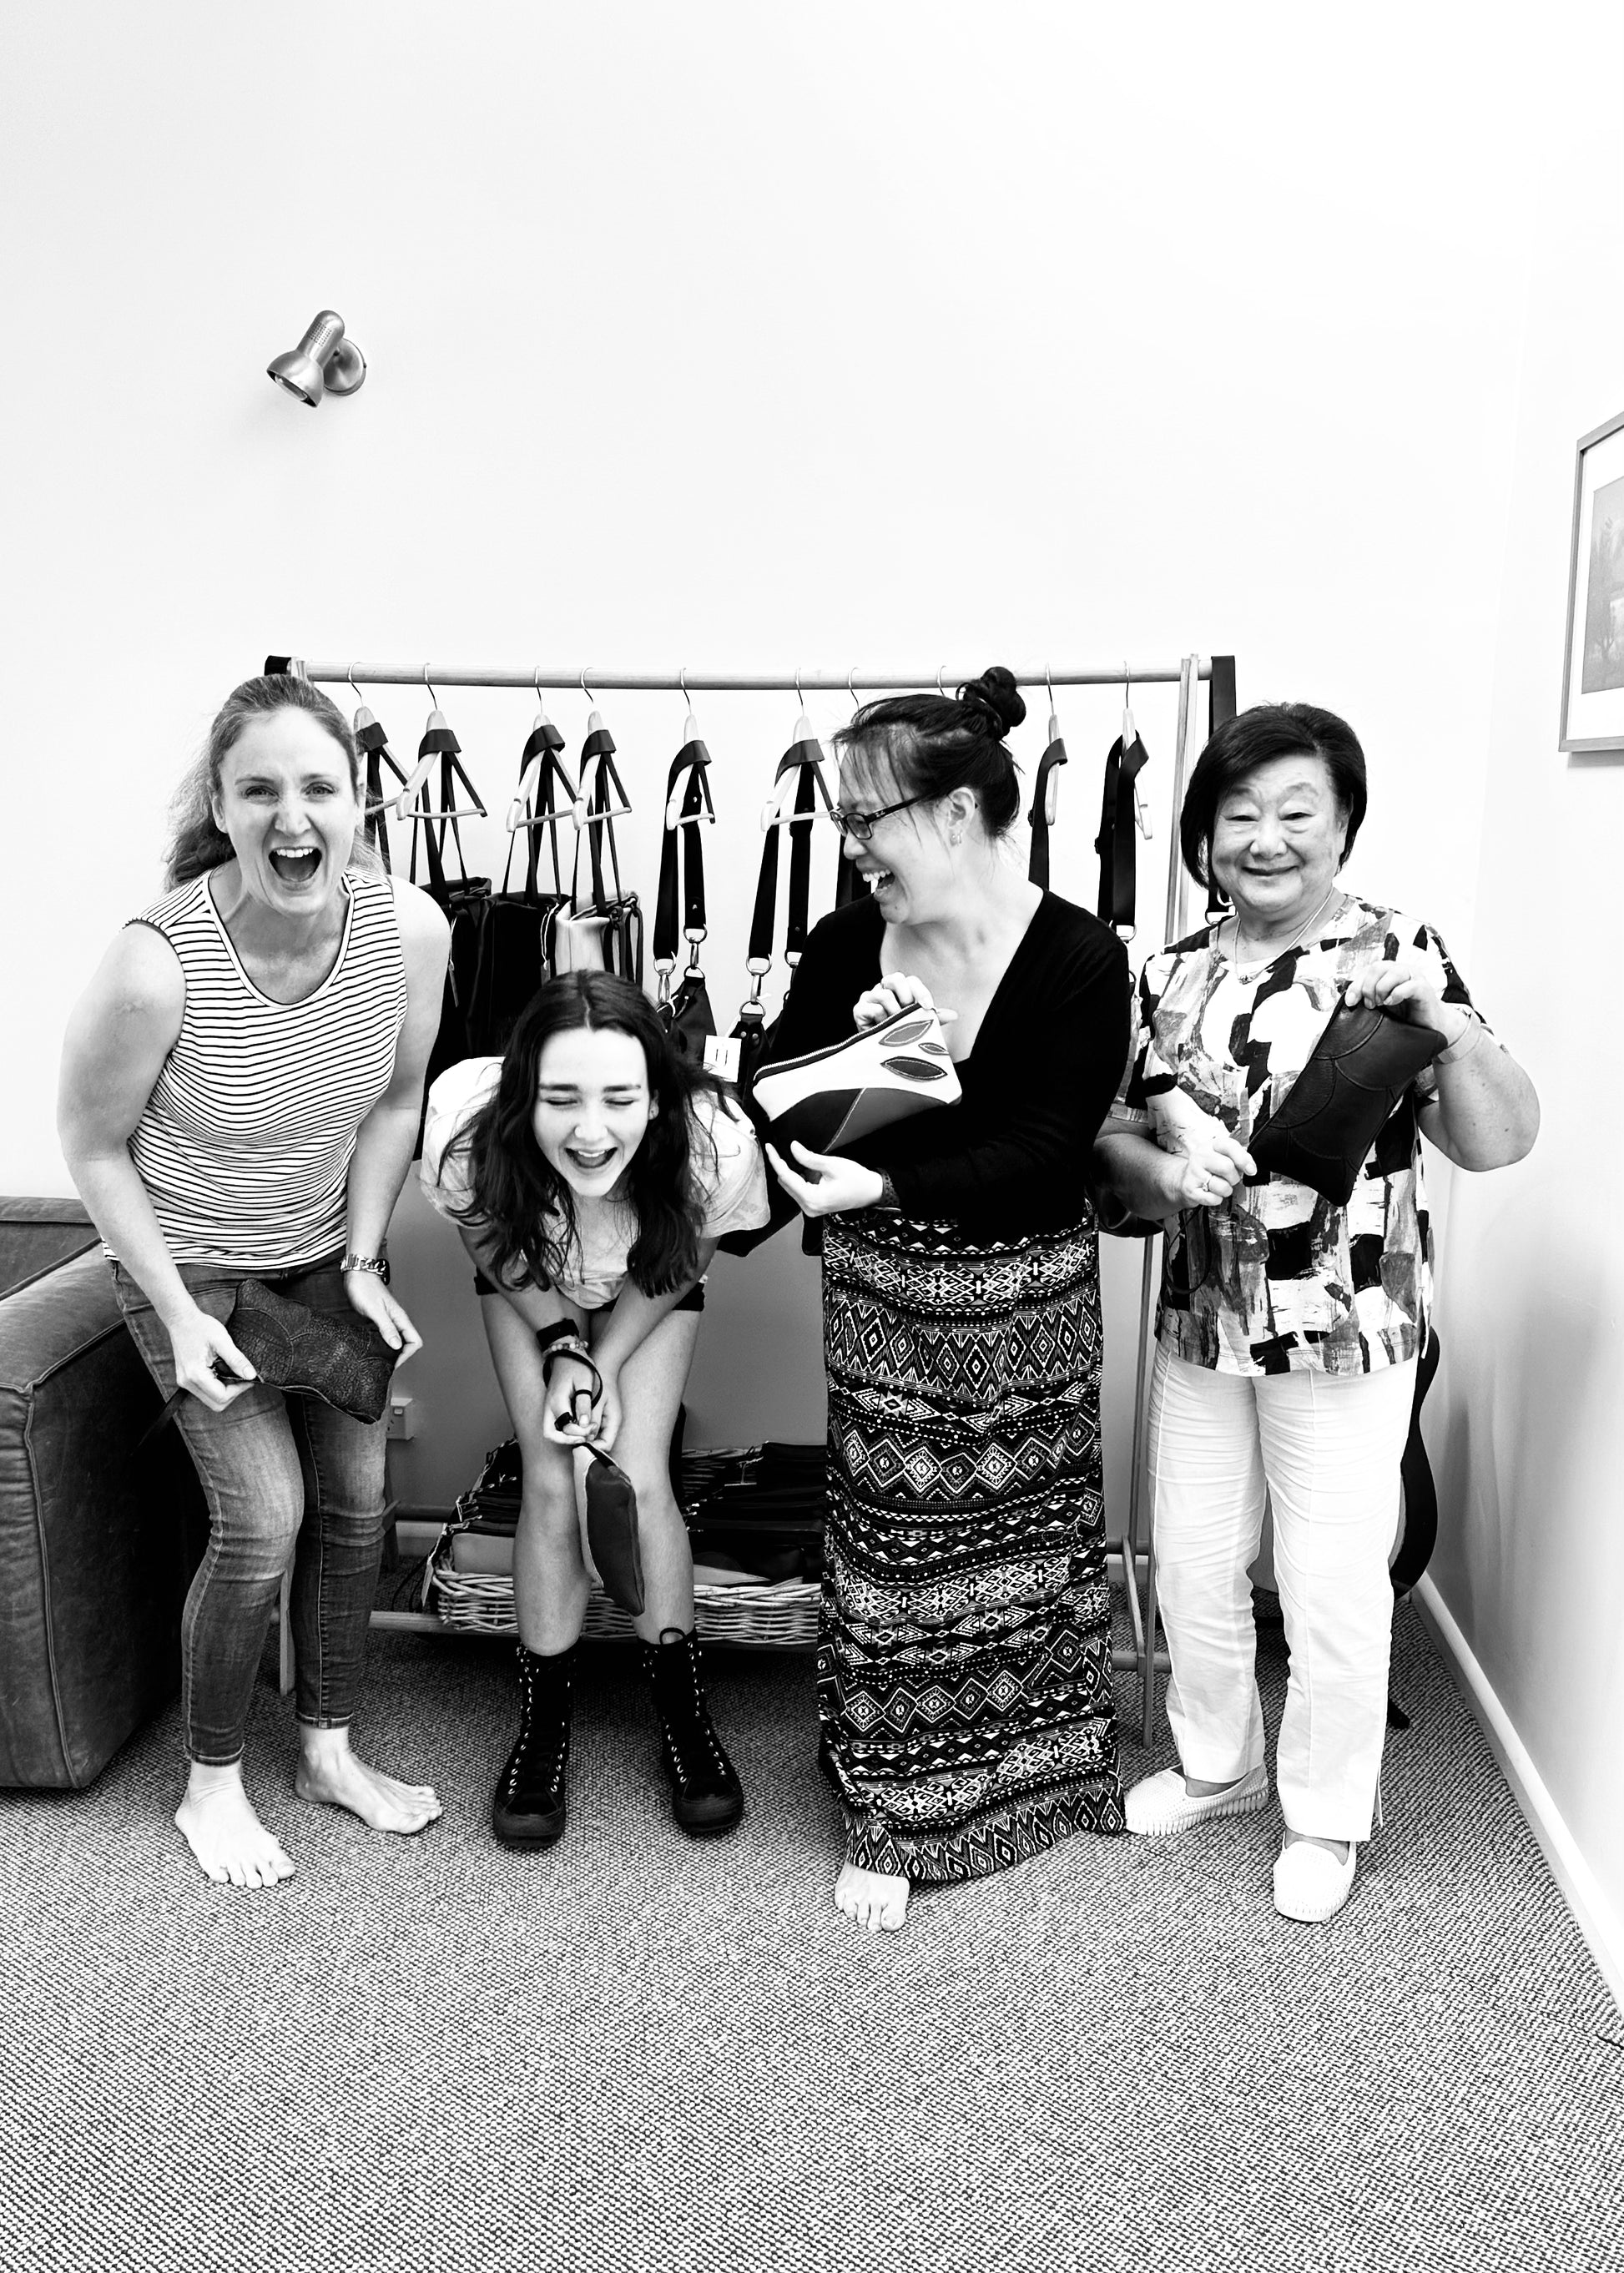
[1111,897,1484,1378]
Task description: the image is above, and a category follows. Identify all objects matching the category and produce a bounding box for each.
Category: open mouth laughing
[268,845,322,887]
[562,1144,618,1177]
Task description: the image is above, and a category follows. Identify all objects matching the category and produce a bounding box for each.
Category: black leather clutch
[585,1445,645,1615]
[1248,996,1445,1207]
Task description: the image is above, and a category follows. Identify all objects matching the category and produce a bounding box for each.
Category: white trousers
[1146,1346,1416,1842]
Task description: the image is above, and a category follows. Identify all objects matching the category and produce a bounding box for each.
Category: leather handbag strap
[739,736,828,1026]
[1206,656,1238,920]
[356,713,408,876]
[1028,733,1068,888]
[502,718,575,901]
[408,718,487,894]
[571,728,632,916]
[653,738,714,985]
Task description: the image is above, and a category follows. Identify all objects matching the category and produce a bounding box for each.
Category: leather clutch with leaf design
[225,1279,398,1422]
[1247,995,1445,1207]
[750,1002,962,1155]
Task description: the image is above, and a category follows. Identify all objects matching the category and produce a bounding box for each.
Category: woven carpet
[2,1600,1621,2273]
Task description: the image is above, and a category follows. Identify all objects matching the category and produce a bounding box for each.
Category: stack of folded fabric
[443,1436,825,1586]
[680,1442,825,1585]
[446,1439,522,1575]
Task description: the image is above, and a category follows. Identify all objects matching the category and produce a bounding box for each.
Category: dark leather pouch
[139,1277,396,1447]
[585,1447,645,1615]
[225,1279,397,1422]
[1248,996,1445,1206]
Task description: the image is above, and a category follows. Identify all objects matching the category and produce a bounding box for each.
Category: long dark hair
[834,665,1027,835]
[455,971,729,1296]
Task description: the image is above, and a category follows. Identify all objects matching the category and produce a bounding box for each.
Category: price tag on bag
[704,1034,742,1085]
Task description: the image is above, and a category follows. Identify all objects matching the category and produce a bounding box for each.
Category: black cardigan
[753,890,1130,1243]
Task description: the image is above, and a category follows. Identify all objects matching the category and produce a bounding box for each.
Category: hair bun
[960,666,1026,738]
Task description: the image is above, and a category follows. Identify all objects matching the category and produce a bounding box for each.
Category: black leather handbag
[1248,995,1446,1206]
[583,1444,644,1615]
[653,733,718,1065]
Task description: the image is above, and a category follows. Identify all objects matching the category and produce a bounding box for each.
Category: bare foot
[295,1730,443,1833]
[1283,1828,1350,1862]
[175,1764,296,1890]
[835,1861,910,1933]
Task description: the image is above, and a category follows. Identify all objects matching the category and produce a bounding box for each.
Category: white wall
[1425,10,1624,1987]
[0,7,1550,1516]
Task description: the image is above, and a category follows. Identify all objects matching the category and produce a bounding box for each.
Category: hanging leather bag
[731,726,831,1091]
[1094,729,1151,935]
[653,733,718,1064]
[355,705,410,874]
[560,717,643,984]
[467,713,575,1053]
[408,706,491,1097]
[1028,728,1068,888]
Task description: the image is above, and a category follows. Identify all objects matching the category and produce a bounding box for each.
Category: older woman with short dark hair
[58,674,450,1891]
[1095,702,1537,1923]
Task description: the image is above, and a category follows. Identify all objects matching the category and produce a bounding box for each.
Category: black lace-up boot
[492,1641,575,1849]
[641,1625,744,1836]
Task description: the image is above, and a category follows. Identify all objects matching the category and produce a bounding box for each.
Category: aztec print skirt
[819,1208,1123,1882]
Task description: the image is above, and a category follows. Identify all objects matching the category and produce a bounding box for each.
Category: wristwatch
[341,1252,391,1284]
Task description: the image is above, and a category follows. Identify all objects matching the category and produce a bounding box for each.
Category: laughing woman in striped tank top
[58,676,451,1891]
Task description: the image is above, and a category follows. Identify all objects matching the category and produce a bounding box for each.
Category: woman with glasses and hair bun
[760,667,1131,1933]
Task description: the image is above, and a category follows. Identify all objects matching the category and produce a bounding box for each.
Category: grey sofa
[0,1199,204,1787]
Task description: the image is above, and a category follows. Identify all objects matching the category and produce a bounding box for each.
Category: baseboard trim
[1414,1575,1624,2017]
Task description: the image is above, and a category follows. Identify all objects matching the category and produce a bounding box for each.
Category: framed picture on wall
[1560,408,1624,753]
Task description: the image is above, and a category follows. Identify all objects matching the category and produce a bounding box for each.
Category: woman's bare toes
[834,1862,910,1933]
[174,1776,295,1892]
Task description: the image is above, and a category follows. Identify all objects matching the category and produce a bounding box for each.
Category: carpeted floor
[2,1600,1621,2273]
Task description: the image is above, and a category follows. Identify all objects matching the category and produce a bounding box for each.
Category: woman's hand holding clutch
[766,1142,886,1217]
[1341,950,1470,1046]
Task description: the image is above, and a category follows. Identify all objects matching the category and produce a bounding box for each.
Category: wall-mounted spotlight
[266,310,366,407]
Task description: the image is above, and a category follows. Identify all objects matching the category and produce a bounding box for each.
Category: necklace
[1228,885,1344,979]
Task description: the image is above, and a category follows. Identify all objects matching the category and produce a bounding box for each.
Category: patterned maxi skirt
[820,1208,1122,1882]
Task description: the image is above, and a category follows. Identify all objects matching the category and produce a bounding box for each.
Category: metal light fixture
[266,310,366,406]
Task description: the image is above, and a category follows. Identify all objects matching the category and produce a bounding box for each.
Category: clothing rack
[286,661,1215,693]
[276,649,1238,1726]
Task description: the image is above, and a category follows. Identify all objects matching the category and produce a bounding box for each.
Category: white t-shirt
[420,1054,770,1308]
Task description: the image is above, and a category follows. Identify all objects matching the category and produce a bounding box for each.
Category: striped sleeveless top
[122,869,408,1270]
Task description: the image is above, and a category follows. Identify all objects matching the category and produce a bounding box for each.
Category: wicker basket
[425,1529,820,1649]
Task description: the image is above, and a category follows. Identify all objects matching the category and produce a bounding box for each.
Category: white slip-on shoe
[1272,1837,1357,1923]
[1123,1762,1270,1837]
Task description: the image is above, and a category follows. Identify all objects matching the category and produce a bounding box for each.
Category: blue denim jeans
[112,1255,389,1766]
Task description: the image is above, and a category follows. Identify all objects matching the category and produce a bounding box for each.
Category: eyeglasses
[826,790,932,842]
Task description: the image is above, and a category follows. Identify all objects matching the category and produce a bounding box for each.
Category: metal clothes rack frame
[283,652,1238,1731]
